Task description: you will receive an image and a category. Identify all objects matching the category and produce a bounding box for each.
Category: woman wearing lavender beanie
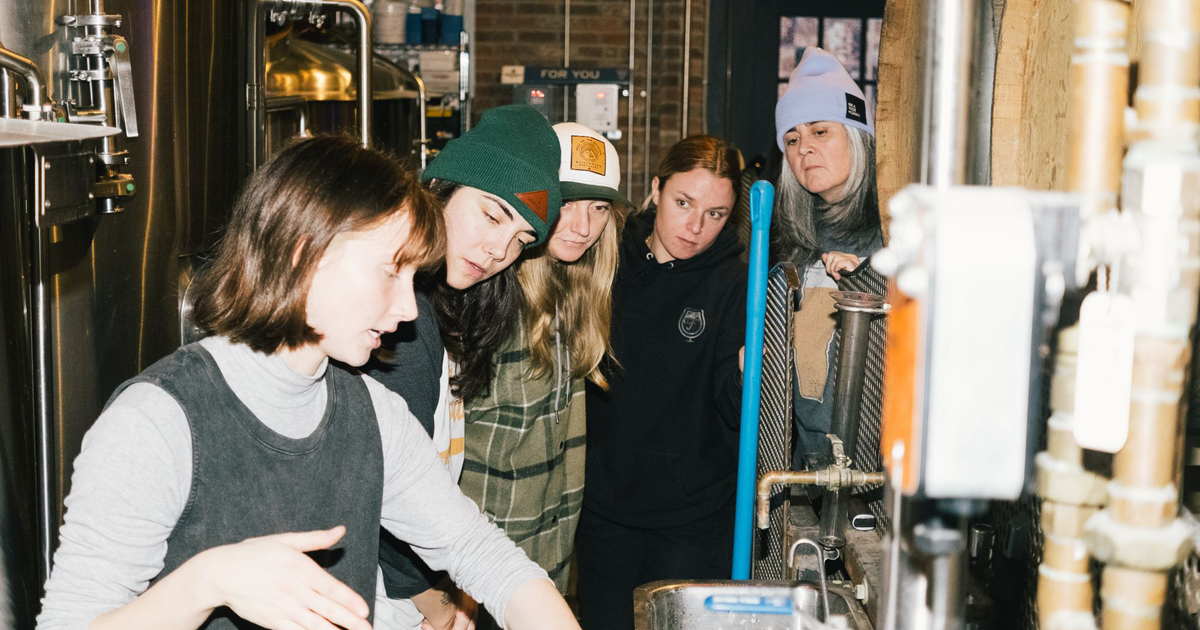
[774,47,884,469]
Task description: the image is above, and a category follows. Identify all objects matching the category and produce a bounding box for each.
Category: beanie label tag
[570,135,607,176]
[845,93,867,124]
[515,190,550,222]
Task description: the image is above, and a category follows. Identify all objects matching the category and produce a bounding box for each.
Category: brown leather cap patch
[571,135,606,175]
[515,190,550,222]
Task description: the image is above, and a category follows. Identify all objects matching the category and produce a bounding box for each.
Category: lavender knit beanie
[775,47,874,151]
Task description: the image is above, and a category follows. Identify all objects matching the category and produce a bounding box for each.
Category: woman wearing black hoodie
[578,136,746,630]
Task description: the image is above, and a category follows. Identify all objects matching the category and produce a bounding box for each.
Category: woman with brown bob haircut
[38,135,585,630]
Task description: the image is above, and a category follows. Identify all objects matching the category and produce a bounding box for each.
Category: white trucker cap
[553,122,633,208]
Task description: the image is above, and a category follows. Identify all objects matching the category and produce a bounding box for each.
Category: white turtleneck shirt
[36,336,548,630]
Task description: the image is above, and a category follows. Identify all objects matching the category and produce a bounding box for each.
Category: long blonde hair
[518,201,626,390]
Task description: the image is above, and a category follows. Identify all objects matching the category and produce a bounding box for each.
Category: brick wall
[473,0,709,206]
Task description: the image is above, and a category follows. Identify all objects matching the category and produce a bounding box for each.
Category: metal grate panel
[1168,512,1200,629]
[981,495,1043,630]
[751,263,801,579]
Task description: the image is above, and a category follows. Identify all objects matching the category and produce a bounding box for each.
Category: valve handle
[108,36,138,138]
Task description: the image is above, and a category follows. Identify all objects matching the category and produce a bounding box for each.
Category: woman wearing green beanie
[456,122,632,629]
[366,104,565,630]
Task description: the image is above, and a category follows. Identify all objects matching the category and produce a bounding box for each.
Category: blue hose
[731,180,774,579]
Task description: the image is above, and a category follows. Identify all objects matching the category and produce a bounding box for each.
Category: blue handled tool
[731,180,774,579]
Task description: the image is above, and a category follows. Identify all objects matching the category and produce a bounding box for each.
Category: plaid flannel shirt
[459,324,586,595]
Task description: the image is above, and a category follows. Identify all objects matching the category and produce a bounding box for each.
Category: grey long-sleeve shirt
[36,336,548,630]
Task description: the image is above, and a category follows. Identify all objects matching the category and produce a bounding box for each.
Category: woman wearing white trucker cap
[455,122,631,628]
[773,47,884,470]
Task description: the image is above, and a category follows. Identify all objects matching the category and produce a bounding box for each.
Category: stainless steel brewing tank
[0,0,246,601]
[0,118,123,629]
[265,27,420,158]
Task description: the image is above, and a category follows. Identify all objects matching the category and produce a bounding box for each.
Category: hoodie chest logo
[678,308,706,342]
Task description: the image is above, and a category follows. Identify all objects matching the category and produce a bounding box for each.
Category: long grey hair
[773,125,879,268]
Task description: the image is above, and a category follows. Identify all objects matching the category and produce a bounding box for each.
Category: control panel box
[575,84,619,132]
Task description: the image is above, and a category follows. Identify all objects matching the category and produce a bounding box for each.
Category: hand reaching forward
[416,581,478,630]
[200,526,373,630]
[821,251,861,282]
[91,525,372,630]
[419,594,477,630]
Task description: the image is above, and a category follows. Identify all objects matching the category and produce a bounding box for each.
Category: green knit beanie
[422,105,562,245]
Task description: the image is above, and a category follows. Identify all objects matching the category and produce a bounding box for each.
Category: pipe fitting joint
[1083,510,1195,570]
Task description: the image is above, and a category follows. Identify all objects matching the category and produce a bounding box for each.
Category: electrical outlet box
[575,84,619,132]
[512,85,557,121]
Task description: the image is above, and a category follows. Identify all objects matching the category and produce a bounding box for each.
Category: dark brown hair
[430,265,522,401]
[423,180,524,401]
[642,135,745,211]
[191,135,444,354]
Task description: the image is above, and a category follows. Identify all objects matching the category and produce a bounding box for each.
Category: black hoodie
[584,209,748,528]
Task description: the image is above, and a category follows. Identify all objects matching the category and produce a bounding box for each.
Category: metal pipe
[756,467,886,530]
[964,0,996,185]
[1036,330,1106,630]
[893,5,981,629]
[627,0,635,200]
[828,300,880,465]
[818,295,883,551]
[0,39,48,116]
[1066,0,1129,218]
[928,522,968,630]
[680,0,691,137]
[1,69,13,118]
[251,0,374,160]
[789,539,831,620]
[698,0,709,134]
[324,0,374,147]
[920,0,977,187]
[1033,3,1129,628]
[564,0,570,122]
[642,0,653,193]
[31,164,52,581]
[247,0,267,171]
[459,31,470,133]
[413,72,428,170]
[1090,0,1200,627]
[880,450,910,630]
[756,470,820,528]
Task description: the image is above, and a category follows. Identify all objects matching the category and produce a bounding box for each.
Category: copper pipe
[1101,567,1168,630]
[1036,328,1108,630]
[1036,3,1131,627]
[1063,0,1130,258]
[252,0,373,151]
[1092,0,1200,626]
[1065,0,1130,219]
[1129,0,1200,141]
[755,469,885,530]
[756,470,818,529]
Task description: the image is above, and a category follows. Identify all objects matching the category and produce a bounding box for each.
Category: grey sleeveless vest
[105,343,383,628]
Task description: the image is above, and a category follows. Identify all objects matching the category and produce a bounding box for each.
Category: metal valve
[57,8,140,214]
